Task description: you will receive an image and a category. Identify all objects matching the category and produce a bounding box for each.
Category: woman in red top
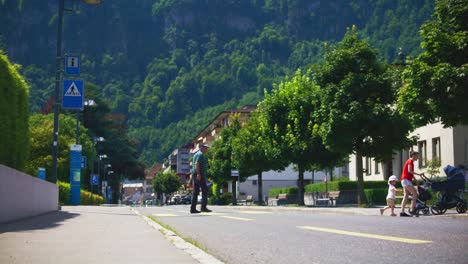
[400,151,424,216]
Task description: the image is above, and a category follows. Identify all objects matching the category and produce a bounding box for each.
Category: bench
[268,193,289,206]
[315,191,340,206]
[238,195,254,205]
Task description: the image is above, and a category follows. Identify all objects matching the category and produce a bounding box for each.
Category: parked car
[181,195,192,204]
[169,195,182,205]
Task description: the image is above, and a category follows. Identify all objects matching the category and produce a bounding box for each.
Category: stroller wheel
[431,203,445,215]
[456,201,467,214]
[422,207,430,215]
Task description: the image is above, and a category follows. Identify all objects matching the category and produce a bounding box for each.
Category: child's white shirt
[386,184,396,199]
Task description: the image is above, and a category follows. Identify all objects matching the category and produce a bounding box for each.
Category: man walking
[190,144,212,214]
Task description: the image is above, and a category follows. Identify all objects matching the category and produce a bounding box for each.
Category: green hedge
[58,181,104,205]
[304,181,399,192]
[364,188,387,205]
[268,187,298,197]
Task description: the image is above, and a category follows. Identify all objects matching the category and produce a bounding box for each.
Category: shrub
[268,187,298,197]
[209,191,233,205]
[58,180,104,205]
[305,181,396,192]
[364,188,387,205]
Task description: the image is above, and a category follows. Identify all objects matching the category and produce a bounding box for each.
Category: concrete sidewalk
[0,206,199,264]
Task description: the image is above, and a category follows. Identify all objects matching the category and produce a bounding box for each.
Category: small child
[380,175,401,216]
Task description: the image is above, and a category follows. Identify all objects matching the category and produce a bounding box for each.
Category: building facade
[349,122,468,181]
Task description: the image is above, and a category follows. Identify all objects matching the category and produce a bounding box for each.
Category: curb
[131,208,224,264]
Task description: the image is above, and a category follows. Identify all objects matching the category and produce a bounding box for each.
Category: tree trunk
[297,165,305,206]
[257,172,263,205]
[232,180,237,205]
[355,150,366,205]
[311,171,315,184]
[383,160,392,180]
[329,167,334,181]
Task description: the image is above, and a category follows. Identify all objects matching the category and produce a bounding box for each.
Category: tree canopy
[398,0,468,127]
[316,27,413,204]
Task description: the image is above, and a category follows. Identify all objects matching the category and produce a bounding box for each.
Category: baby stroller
[430,165,467,215]
[414,181,432,215]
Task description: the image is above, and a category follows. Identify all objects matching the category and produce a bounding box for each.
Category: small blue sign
[38,167,46,180]
[70,144,82,205]
[81,156,87,169]
[91,174,99,186]
[65,55,80,75]
[62,79,84,109]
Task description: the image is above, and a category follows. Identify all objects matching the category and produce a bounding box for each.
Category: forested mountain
[0,0,435,165]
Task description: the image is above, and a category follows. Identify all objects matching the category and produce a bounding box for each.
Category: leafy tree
[259,70,346,205]
[25,113,93,184]
[0,51,29,171]
[232,111,280,204]
[316,27,413,205]
[398,0,468,127]
[152,170,181,200]
[207,117,242,204]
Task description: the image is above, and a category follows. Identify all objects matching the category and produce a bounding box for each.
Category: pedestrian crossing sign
[62,79,84,109]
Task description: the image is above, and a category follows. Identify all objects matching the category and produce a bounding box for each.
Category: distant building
[190,105,257,192]
[348,122,468,181]
[239,165,348,201]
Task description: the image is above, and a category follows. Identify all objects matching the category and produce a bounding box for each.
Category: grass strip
[148,216,208,252]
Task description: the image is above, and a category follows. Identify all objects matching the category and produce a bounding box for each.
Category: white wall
[0,165,59,223]
[239,165,348,200]
[348,122,468,181]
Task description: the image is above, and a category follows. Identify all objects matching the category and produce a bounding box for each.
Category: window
[252,180,257,186]
[432,137,441,161]
[365,157,372,176]
[418,140,427,168]
[374,161,380,174]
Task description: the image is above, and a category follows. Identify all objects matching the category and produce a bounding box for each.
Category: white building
[349,122,468,181]
[239,165,348,201]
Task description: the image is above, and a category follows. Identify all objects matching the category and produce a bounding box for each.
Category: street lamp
[90,136,104,193]
[51,0,102,183]
[75,99,97,144]
[98,154,108,194]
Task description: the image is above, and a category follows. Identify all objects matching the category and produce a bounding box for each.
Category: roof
[192,105,257,142]
[145,163,162,179]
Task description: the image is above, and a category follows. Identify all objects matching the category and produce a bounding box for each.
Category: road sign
[62,79,84,109]
[81,156,87,169]
[38,167,46,180]
[65,54,80,75]
[91,174,99,185]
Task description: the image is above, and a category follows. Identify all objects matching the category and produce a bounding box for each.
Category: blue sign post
[38,167,46,180]
[62,79,84,109]
[70,144,82,205]
[91,174,99,185]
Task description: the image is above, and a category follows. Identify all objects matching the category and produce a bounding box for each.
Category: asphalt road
[136,205,468,264]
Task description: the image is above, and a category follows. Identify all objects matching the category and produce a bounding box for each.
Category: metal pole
[90,141,95,194]
[98,157,100,194]
[75,111,79,144]
[52,0,65,183]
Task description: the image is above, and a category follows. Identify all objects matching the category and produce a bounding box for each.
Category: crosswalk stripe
[220,216,254,221]
[153,213,178,217]
[237,211,271,215]
[297,226,432,244]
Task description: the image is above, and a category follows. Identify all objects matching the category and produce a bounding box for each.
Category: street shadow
[0,210,79,234]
